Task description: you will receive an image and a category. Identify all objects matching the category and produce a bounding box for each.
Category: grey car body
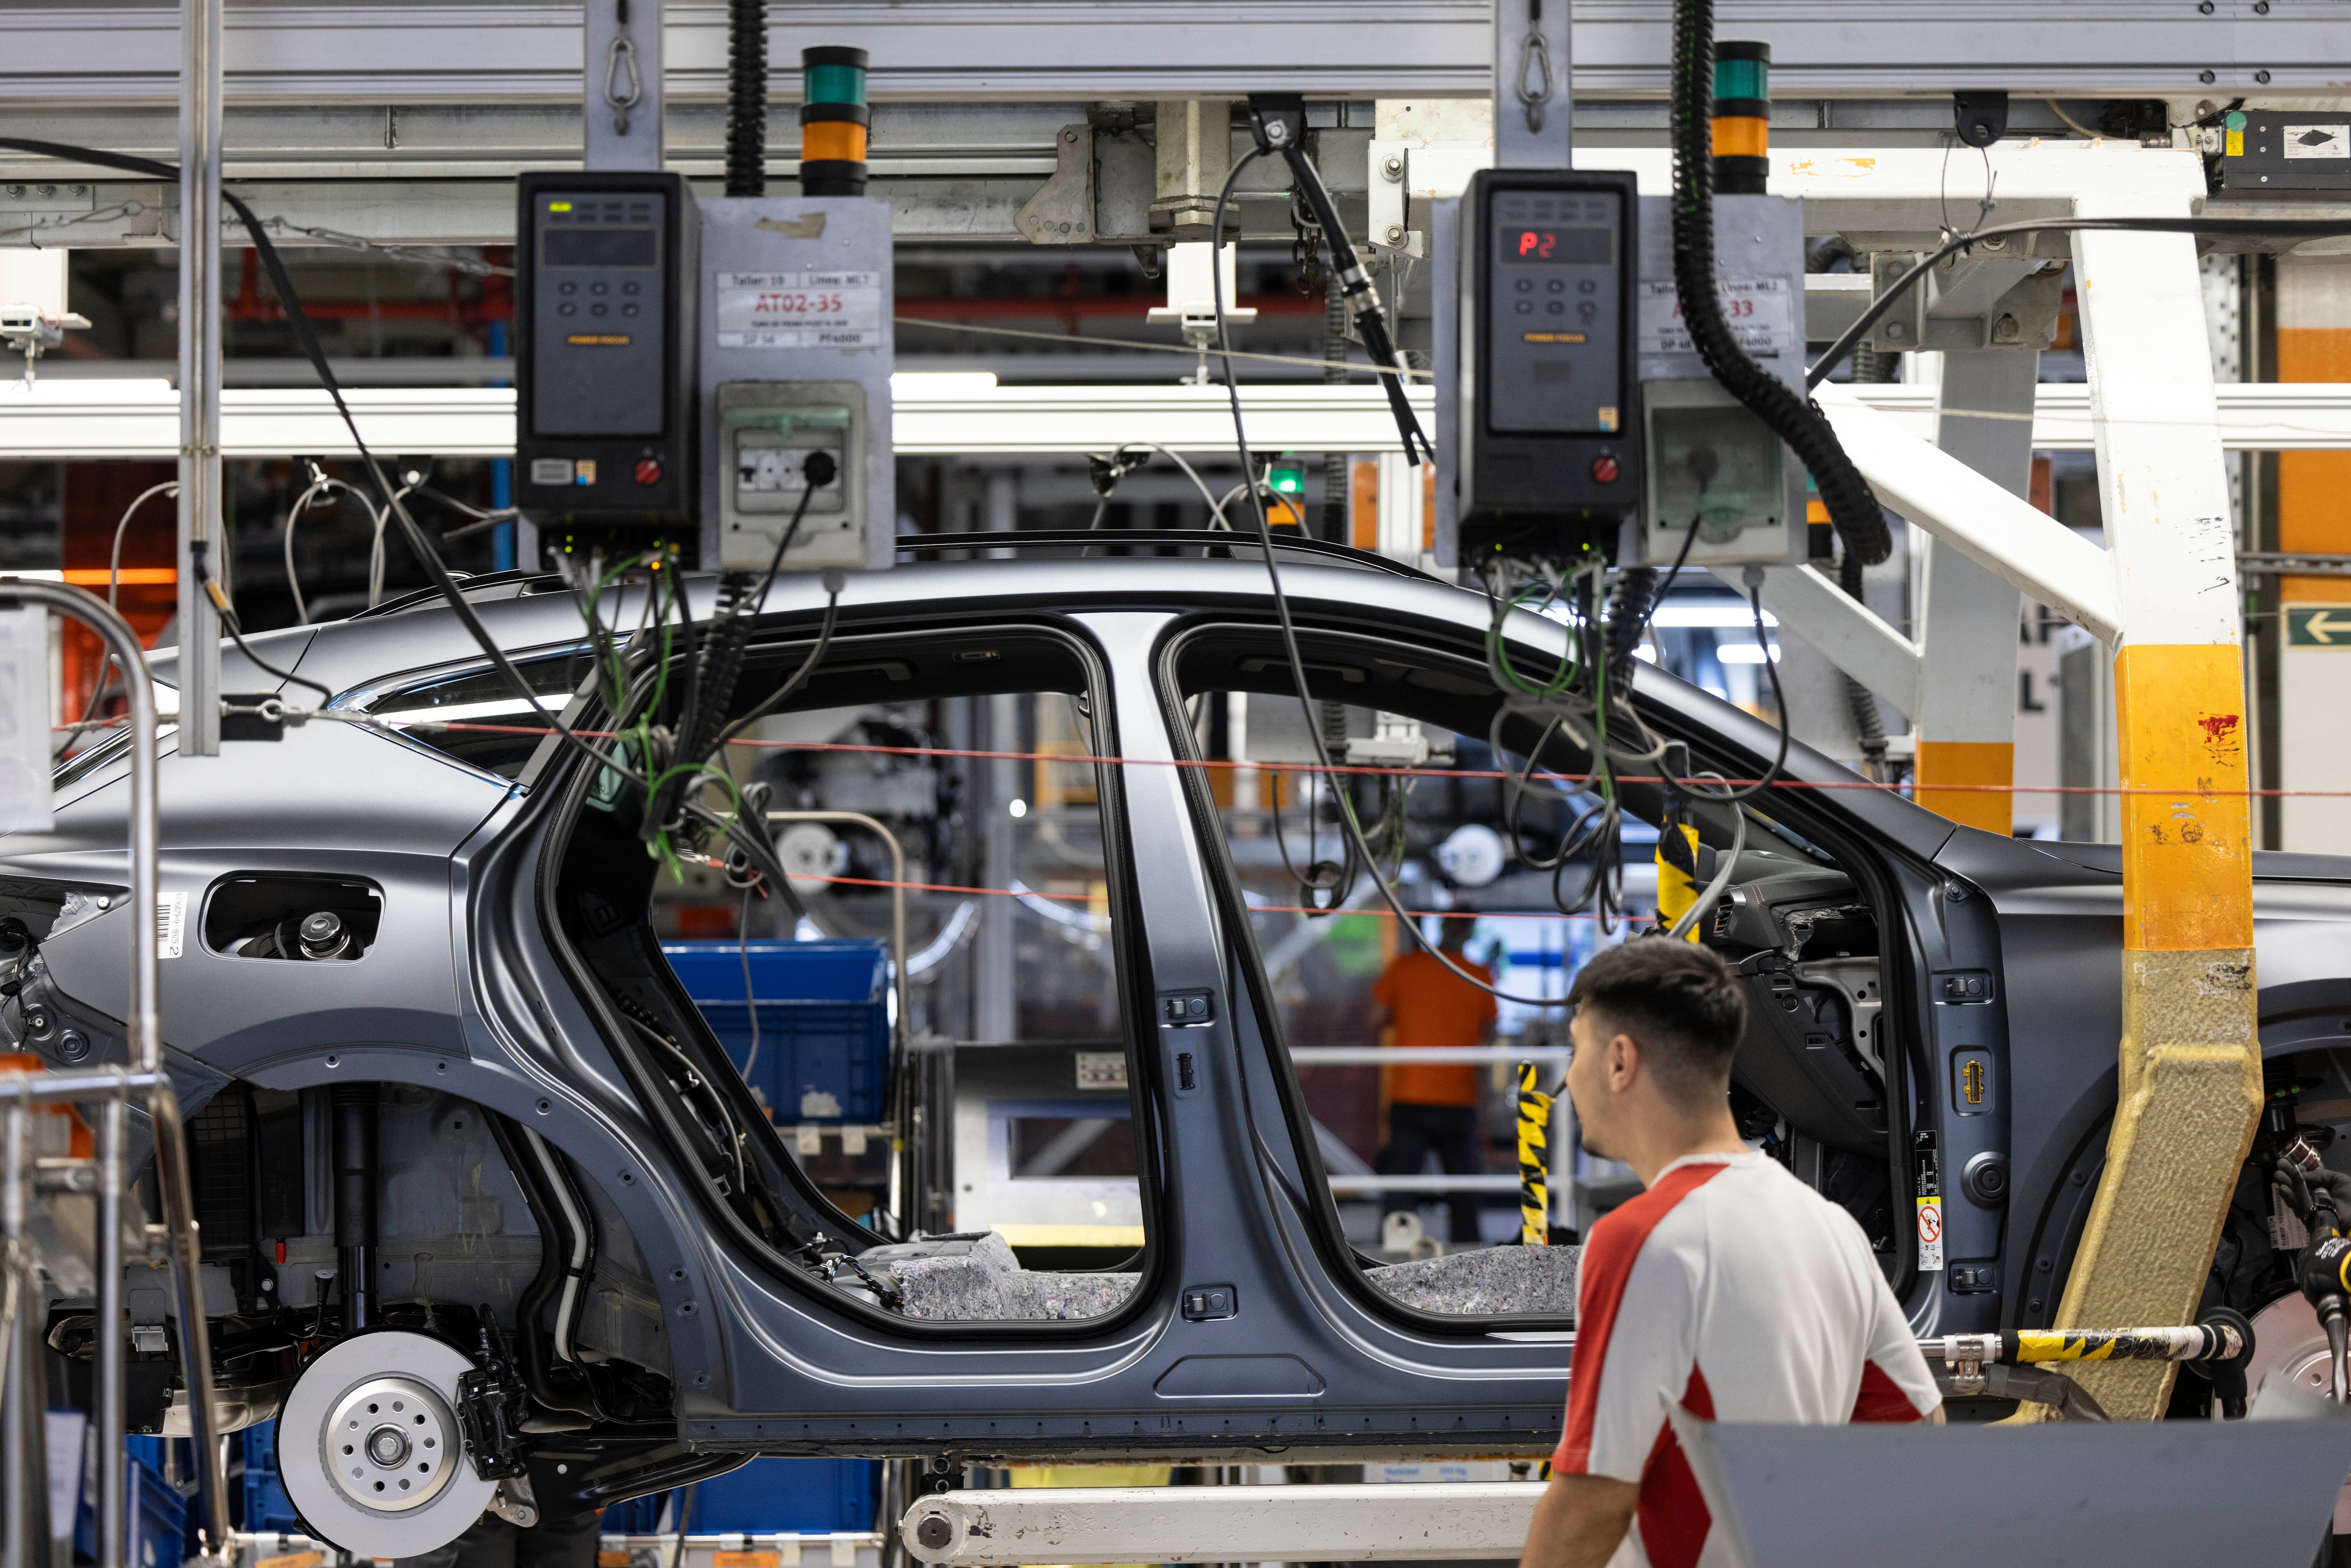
[13,536,2351,1513]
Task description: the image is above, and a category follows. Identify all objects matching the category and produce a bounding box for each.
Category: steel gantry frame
[7,3,2350,104]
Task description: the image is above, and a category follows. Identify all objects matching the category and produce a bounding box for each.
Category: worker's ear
[1604,1030,1642,1094]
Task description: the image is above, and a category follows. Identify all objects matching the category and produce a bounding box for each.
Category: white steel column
[2044,206,2259,1422]
[973,471,1019,1045]
[176,0,224,755]
[1913,349,2039,834]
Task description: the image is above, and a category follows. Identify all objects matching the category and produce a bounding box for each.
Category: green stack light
[799,46,870,197]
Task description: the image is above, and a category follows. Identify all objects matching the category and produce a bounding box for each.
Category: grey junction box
[696,196,897,574]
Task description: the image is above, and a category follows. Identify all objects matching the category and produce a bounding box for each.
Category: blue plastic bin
[663,940,891,1122]
[240,1420,303,1535]
[75,1451,189,1568]
[678,1458,881,1533]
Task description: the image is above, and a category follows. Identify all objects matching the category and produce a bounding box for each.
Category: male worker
[1521,939,1939,1568]
[1369,911,1499,1245]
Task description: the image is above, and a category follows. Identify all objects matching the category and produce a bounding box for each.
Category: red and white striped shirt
[1553,1151,1938,1568]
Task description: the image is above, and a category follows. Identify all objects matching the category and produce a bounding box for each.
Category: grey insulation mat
[884,1231,1141,1321]
[1364,1245,1580,1316]
[870,1232,1576,1321]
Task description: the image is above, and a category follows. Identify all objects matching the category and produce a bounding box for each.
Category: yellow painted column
[2031,215,2261,1421]
[1913,740,2014,834]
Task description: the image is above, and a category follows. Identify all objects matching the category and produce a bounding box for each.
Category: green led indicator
[1268,459,1307,495]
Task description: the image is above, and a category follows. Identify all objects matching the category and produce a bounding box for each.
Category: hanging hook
[604,11,645,139]
[1515,0,1554,135]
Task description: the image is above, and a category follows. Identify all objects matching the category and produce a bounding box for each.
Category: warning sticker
[716,270,883,348]
[1638,277,1795,358]
[1914,1127,1943,1272]
[2283,124,2350,160]
[1916,1198,1945,1271]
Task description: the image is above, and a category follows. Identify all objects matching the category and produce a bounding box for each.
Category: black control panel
[1456,168,1640,558]
[515,170,696,540]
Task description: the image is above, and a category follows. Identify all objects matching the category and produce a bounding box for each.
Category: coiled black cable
[725,0,768,197]
[1670,0,1891,566]
[1837,549,1890,775]
[1603,566,1657,700]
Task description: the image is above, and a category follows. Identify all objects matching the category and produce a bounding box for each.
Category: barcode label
[156,891,186,960]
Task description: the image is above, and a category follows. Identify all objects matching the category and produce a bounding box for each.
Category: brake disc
[276,1329,501,1558]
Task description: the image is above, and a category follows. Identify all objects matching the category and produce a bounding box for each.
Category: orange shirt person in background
[1368,913,1499,1244]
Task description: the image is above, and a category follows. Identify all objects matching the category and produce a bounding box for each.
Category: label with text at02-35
[716,271,882,348]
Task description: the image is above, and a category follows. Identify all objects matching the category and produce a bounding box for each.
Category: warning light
[1267,456,1308,495]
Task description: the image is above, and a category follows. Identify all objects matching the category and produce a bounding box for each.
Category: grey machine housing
[1436,189,1809,572]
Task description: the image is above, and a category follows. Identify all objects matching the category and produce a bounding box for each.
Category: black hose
[1838,550,1889,772]
[725,0,768,198]
[1669,0,1891,566]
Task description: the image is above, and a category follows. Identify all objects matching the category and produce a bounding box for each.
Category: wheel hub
[324,1375,458,1513]
[275,1329,500,1558]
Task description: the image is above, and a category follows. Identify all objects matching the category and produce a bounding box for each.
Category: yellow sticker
[565,334,633,347]
[2226,129,2244,157]
[258,1554,323,1568]
[713,1554,781,1567]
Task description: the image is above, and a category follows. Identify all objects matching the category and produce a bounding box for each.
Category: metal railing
[0,580,231,1566]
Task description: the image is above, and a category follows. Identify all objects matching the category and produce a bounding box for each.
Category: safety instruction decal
[1637,277,1795,358]
[156,891,186,961]
[716,271,883,348]
[1915,1129,1943,1272]
[2282,124,2350,160]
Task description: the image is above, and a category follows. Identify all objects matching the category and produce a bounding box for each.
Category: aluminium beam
[6,5,2346,106]
[17,381,2351,464]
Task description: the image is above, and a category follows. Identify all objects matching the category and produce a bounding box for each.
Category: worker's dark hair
[1439,908,1477,948]
[1568,938,1748,1104]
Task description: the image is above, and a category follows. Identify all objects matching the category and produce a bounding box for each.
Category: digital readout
[1499,225,1612,266]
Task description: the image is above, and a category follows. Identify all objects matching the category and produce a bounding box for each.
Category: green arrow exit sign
[2289,607,2351,646]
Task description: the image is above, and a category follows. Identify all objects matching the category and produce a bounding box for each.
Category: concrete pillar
[2275,256,2351,852]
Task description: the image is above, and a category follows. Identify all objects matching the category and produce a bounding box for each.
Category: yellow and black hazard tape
[1517,1062,1550,1247]
[1921,1324,2244,1368]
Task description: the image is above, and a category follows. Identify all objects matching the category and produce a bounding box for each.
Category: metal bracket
[1015,125,1095,245]
[1864,246,2065,353]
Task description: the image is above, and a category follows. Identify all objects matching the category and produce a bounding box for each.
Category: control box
[514,171,697,541]
[1632,193,1808,569]
[1454,168,1641,559]
[698,198,895,573]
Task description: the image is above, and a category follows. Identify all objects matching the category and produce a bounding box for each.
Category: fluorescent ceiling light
[1715,642,1782,664]
[891,371,999,394]
[1648,604,1780,629]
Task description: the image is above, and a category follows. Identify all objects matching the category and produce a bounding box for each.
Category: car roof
[148,544,1960,864]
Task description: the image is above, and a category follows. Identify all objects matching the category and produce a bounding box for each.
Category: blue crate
[75,1453,189,1568]
[663,940,891,1122]
[676,1458,880,1534]
[240,1420,303,1535]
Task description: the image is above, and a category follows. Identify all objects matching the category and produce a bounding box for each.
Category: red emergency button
[1590,454,1621,485]
[633,457,663,486]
